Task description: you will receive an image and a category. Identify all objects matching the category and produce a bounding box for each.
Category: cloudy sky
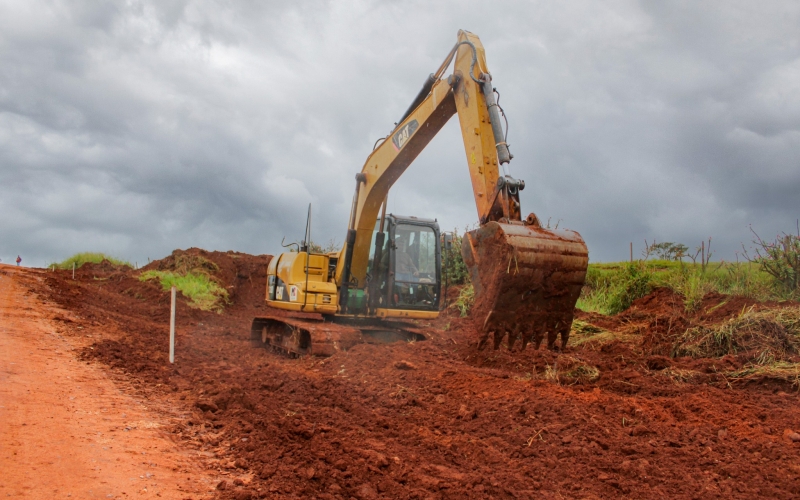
[1,0,798,267]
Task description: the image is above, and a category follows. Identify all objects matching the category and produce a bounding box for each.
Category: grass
[539,356,601,385]
[54,252,131,269]
[728,362,800,389]
[578,260,782,315]
[139,270,229,312]
[453,284,475,317]
[138,254,229,312]
[672,306,800,362]
[576,258,800,388]
[670,306,800,389]
[577,262,653,314]
[568,320,636,348]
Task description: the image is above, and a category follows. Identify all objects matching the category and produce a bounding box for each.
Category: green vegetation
[453,284,475,317]
[138,253,229,312]
[578,260,781,315]
[54,252,131,269]
[442,229,471,285]
[577,261,654,315]
[139,271,229,312]
[745,229,800,296]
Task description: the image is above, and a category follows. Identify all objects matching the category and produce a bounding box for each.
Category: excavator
[251,30,588,356]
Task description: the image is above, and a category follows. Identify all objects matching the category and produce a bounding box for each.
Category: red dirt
[12,251,800,499]
[0,264,216,499]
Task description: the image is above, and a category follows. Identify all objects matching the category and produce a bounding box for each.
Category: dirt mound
[143,248,272,310]
[628,288,800,357]
[79,259,131,273]
[22,256,800,499]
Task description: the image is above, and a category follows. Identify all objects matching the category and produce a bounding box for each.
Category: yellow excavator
[251,30,588,356]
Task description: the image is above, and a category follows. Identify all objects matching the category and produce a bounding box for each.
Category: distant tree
[645,241,691,261]
[308,239,341,254]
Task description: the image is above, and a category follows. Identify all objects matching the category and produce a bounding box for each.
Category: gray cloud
[1,0,798,267]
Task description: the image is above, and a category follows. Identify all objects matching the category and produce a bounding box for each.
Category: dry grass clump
[541,356,601,385]
[672,307,800,363]
[729,362,800,389]
[659,367,701,384]
[164,253,220,276]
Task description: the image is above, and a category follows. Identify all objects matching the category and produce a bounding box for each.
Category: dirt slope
[17,250,800,499]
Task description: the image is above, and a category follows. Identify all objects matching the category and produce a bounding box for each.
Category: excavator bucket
[461,220,588,350]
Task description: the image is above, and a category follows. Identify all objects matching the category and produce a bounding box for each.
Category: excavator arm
[344,31,508,283]
[338,30,588,350]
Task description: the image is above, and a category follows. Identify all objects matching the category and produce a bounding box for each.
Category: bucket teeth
[532,324,545,350]
[546,327,559,350]
[492,329,505,350]
[519,329,531,350]
[507,326,520,351]
[559,325,571,350]
[477,331,491,350]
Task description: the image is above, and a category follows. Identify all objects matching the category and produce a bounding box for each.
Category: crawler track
[251,315,427,357]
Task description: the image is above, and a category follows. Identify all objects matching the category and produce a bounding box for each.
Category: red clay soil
[19,251,800,499]
[0,264,217,499]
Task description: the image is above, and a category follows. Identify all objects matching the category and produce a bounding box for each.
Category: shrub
[745,227,800,298]
[605,263,654,315]
[453,284,475,317]
[442,229,470,285]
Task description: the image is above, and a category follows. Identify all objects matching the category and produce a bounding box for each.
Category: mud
[20,251,800,499]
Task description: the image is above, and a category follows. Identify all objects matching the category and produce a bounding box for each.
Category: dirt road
[0,264,215,499]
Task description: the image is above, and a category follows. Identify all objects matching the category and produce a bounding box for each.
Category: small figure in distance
[16,255,21,266]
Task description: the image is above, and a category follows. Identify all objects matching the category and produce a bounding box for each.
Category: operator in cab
[395,233,419,282]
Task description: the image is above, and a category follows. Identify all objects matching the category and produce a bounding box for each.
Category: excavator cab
[365,215,441,313]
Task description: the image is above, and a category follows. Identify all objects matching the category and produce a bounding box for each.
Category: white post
[169,286,176,363]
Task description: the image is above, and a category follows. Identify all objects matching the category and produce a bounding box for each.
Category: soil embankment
[9,250,800,499]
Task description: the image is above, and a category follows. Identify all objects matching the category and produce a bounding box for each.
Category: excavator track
[250,315,427,357]
[462,220,588,351]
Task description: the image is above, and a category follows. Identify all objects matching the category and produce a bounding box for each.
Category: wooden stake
[701,241,705,271]
[169,286,176,364]
[72,262,75,279]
